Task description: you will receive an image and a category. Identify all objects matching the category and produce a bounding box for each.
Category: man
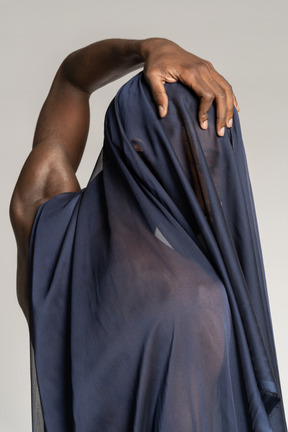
[12,38,288,432]
[10,38,238,325]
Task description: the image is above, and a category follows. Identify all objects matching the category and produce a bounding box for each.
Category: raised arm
[10,37,238,323]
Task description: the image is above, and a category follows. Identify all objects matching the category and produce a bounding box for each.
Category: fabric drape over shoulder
[29,72,287,432]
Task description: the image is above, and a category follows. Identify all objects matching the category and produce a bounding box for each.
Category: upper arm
[10,60,91,320]
[10,59,91,241]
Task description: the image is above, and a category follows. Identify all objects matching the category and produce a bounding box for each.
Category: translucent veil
[29,73,287,431]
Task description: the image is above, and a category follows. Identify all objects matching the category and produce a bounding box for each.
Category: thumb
[155,90,168,118]
[146,74,169,118]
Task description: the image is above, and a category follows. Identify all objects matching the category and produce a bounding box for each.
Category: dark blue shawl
[29,72,287,431]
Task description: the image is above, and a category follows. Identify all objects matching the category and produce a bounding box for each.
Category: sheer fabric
[29,73,287,431]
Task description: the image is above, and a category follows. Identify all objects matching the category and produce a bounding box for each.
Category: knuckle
[197,61,211,75]
[144,67,159,81]
[182,65,197,79]
[203,91,214,102]
[216,115,226,122]
[205,60,214,69]
[199,61,209,70]
[217,90,226,100]
[146,66,158,75]
[199,112,209,119]
[225,82,233,93]
[203,60,213,70]
[151,91,165,97]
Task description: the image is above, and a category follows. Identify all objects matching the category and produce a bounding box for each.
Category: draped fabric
[29,72,287,432]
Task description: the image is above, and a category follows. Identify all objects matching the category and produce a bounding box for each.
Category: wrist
[137,37,172,60]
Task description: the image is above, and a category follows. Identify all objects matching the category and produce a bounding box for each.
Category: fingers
[199,85,227,136]
[144,70,169,118]
[180,63,237,136]
[144,54,239,133]
[213,79,230,136]
[188,75,215,130]
[210,71,236,133]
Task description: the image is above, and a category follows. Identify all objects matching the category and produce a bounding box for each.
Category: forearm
[62,38,146,94]
[32,38,150,172]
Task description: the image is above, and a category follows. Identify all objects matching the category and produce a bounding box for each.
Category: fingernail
[158,105,165,117]
[219,127,225,136]
[202,120,208,129]
[228,118,233,127]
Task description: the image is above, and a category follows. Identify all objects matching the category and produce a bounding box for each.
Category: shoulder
[10,143,80,244]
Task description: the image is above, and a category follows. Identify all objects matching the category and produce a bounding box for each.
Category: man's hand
[141,38,239,136]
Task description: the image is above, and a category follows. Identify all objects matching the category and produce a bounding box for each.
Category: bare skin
[9,38,239,324]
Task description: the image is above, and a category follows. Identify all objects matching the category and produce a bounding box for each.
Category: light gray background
[1,0,287,430]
